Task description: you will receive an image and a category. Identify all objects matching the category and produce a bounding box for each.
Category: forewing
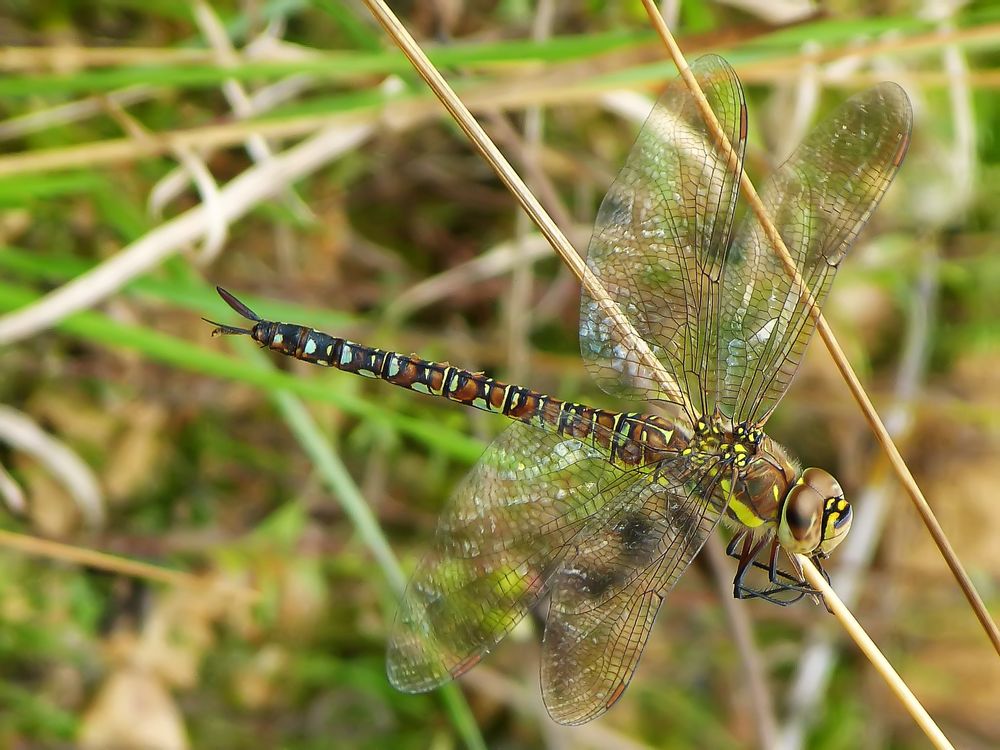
[580,54,747,418]
[387,418,657,692]
[720,83,912,424]
[541,459,732,724]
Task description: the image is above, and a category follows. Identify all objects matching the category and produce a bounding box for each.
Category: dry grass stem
[0,405,105,526]
[2,68,997,179]
[0,110,378,178]
[0,463,26,516]
[798,556,953,750]
[360,0,690,411]
[191,0,313,229]
[386,230,584,321]
[102,95,229,261]
[778,245,938,750]
[2,21,995,74]
[0,529,258,603]
[738,21,1000,77]
[0,121,375,345]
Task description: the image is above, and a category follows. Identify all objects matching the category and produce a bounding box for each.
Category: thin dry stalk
[479,112,578,232]
[0,463,26,515]
[0,404,105,526]
[739,70,1000,87]
[192,0,313,230]
[385,231,577,321]
[360,0,690,411]
[101,95,229,260]
[503,0,555,382]
[737,21,1000,78]
[2,21,995,74]
[798,556,953,750]
[0,120,375,345]
[638,0,1000,655]
[359,0,961,743]
[778,243,937,750]
[0,86,153,142]
[0,45,211,70]
[2,67,997,179]
[0,529,258,603]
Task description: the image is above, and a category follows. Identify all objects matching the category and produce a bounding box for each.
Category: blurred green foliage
[0,1,998,749]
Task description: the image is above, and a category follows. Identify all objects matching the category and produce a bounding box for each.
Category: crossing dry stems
[359,0,970,745]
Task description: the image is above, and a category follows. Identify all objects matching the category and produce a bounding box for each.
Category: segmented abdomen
[254,320,687,467]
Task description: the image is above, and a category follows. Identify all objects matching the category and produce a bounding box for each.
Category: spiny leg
[784,554,832,612]
[727,531,820,606]
[730,531,770,601]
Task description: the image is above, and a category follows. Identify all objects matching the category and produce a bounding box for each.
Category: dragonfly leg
[740,538,807,606]
[762,541,809,605]
[790,555,833,612]
[729,533,828,606]
[725,528,748,559]
[732,532,771,600]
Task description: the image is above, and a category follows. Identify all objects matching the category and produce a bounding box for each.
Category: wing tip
[543,679,631,725]
[385,650,452,694]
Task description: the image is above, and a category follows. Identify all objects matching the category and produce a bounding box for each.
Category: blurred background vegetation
[0,1,998,748]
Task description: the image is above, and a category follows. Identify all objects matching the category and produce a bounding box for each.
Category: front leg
[726,531,820,606]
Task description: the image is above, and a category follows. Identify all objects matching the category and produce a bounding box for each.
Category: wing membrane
[541,461,732,724]
[720,83,912,424]
[387,417,681,692]
[580,54,747,418]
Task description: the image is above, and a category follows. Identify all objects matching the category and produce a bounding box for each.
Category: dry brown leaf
[232,644,288,709]
[79,668,188,750]
[103,402,168,503]
[19,458,81,536]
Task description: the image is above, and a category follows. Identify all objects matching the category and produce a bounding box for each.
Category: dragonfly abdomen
[258,321,545,416]
[209,288,688,468]
[330,339,688,466]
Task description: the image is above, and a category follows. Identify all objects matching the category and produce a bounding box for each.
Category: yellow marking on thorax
[727,494,766,528]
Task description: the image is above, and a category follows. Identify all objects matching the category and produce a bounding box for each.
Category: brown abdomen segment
[252,322,687,467]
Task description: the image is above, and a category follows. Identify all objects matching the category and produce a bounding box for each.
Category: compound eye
[777,468,849,556]
[777,480,823,555]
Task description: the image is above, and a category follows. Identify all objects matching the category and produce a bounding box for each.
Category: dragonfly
[208,55,911,725]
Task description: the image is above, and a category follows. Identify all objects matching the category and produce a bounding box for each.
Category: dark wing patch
[540,461,732,724]
[386,416,684,692]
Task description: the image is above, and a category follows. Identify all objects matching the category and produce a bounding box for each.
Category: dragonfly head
[777,467,852,557]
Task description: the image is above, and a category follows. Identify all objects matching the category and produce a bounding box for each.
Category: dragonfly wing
[720,83,912,424]
[580,54,747,418]
[387,417,661,692]
[541,459,732,724]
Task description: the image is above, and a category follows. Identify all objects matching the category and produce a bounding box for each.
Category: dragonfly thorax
[715,425,853,559]
[684,411,763,468]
